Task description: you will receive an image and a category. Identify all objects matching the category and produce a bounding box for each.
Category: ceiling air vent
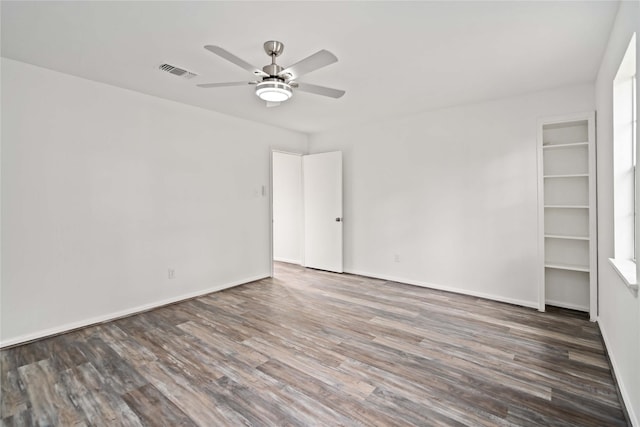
[159,63,197,79]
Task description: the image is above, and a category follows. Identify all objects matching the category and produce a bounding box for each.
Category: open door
[303,151,343,273]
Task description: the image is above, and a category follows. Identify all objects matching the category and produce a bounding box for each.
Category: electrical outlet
[168,268,175,279]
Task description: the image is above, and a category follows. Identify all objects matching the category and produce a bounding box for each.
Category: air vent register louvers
[159,63,197,79]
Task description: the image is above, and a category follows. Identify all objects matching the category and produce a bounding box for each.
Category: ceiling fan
[197,41,345,106]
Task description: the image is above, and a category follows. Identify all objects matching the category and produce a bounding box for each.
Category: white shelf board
[545,263,590,273]
[542,142,589,150]
[544,205,589,209]
[544,234,590,241]
[544,300,589,312]
[543,174,589,179]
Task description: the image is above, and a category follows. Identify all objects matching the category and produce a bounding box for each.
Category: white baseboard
[544,299,589,312]
[346,269,539,310]
[599,318,638,427]
[0,274,268,349]
[273,257,302,265]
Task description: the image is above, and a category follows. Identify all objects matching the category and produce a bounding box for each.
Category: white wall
[595,0,640,424]
[309,84,594,308]
[272,152,304,264]
[0,58,307,346]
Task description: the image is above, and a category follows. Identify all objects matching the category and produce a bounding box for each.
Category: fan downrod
[262,41,285,76]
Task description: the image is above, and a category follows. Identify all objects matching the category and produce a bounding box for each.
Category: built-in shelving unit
[537,112,597,320]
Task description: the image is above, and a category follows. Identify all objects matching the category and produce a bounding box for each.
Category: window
[633,72,637,260]
[610,33,637,289]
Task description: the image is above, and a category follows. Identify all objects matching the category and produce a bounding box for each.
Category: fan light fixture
[256,80,292,102]
[198,42,345,105]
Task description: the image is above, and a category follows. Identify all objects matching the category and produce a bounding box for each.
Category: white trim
[537,111,595,126]
[599,318,639,427]
[270,148,306,276]
[0,275,267,349]
[537,111,598,321]
[345,269,539,310]
[271,149,304,156]
[608,258,639,292]
[270,150,274,278]
[536,117,546,312]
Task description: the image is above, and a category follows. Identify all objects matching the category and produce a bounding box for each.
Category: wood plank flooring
[1,262,628,426]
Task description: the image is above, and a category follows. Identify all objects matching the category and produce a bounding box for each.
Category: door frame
[270,148,305,278]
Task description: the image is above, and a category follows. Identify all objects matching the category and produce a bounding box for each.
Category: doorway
[272,151,304,269]
[271,150,344,276]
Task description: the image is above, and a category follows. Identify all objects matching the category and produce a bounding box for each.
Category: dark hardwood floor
[1,262,628,426]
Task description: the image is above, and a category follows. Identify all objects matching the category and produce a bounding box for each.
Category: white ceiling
[1,1,619,134]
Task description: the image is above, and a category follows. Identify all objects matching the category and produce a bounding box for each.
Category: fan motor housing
[262,63,283,76]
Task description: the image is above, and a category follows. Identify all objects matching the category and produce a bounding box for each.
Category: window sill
[608,258,638,294]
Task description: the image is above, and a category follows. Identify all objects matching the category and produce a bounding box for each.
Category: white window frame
[610,33,638,291]
[633,73,637,261]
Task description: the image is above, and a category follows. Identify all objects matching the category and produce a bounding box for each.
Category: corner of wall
[593,0,640,424]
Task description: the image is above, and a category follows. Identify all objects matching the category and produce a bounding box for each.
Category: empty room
[1,1,639,426]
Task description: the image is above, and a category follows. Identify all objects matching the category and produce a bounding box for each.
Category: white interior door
[303,151,343,273]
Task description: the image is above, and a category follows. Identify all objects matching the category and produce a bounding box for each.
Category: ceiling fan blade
[196,81,255,88]
[278,50,338,80]
[294,82,345,99]
[204,45,268,77]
